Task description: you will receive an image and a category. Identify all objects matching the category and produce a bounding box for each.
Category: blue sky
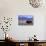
[18,15,33,20]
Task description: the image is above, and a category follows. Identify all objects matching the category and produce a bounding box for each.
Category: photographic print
[18,15,33,25]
